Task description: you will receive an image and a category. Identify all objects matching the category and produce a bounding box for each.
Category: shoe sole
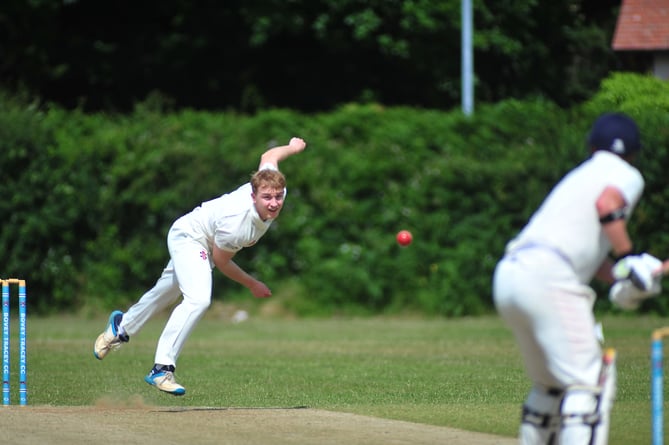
[93,310,125,360]
[144,375,186,396]
[93,334,104,360]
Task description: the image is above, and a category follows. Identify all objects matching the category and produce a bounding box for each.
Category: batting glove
[609,278,661,310]
[612,253,662,291]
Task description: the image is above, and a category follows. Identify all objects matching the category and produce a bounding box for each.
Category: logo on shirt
[200,250,208,260]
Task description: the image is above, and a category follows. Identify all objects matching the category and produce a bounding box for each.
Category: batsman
[493,112,663,445]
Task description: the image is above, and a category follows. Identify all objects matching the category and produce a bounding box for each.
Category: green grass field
[10,311,669,444]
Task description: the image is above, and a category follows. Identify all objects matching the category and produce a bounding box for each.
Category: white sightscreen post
[461,0,473,116]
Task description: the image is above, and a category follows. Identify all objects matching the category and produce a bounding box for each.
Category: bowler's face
[253,185,285,221]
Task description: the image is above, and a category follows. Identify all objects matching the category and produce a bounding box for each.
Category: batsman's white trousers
[493,248,602,391]
[120,219,213,367]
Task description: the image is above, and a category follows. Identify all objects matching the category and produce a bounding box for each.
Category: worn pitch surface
[0,404,516,445]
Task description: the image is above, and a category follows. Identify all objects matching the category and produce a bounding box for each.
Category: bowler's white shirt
[178,166,285,253]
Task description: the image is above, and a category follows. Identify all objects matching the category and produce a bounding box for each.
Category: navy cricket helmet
[587,112,641,156]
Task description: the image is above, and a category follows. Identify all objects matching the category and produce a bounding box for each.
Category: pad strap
[522,405,561,429]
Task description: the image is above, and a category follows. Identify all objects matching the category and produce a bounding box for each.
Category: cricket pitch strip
[0,404,516,445]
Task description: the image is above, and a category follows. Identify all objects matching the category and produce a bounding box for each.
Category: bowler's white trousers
[119,219,214,367]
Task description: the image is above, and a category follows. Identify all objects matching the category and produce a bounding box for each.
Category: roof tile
[613,0,669,50]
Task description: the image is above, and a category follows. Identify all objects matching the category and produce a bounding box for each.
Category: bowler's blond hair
[251,169,286,193]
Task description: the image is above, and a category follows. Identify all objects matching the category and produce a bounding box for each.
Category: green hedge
[1,73,668,316]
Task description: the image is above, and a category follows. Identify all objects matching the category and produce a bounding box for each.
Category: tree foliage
[1,0,622,112]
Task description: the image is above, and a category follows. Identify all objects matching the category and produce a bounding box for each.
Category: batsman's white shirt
[493,151,643,389]
[505,150,643,283]
[121,166,284,366]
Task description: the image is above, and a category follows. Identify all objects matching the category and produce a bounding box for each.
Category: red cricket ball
[396,230,413,246]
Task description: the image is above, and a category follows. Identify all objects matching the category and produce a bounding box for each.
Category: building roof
[612,0,669,50]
